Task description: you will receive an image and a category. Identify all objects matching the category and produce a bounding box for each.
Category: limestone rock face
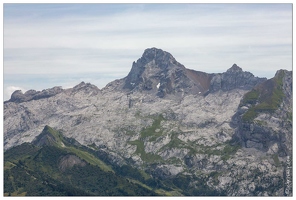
[116,48,265,98]
[120,47,209,97]
[210,64,267,92]
[232,70,292,157]
[58,154,87,172]
[8,86,64,103]
[3,48,292,196]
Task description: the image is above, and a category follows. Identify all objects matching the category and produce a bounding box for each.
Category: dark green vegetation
[128,140,163,163]
[4,125,234,196]
[128,113,241,167]
[128,114,165,163]
[141,114,165,141]
[4,126,157,196]
[272,154,280,167]
[4,125,225,196]
[241,70,285,122]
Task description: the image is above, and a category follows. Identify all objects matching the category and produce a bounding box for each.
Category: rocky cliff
[3,47,292,196]
[107,48,266,98]
[210,64,267,92]
[232,70,292,156]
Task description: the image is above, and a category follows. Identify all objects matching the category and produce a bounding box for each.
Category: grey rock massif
[4,47,292,196]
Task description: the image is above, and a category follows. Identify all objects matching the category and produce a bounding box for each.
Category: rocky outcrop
[152,164,184,179]
[6,82,100,104]
[232,70,292,157]
[58,154,87,172]
[210,64,267,92]
[111,49,266,98]
[68,81,100,96]
[121,47,210,97]
[7,86,64,103]
[106,48,266,98]
[32,125,65,147]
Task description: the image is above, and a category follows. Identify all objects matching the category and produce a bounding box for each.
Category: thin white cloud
[3,4,292,98]
[4,4,292,49]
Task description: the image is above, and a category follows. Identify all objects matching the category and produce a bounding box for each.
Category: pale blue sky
[3,3,292,100]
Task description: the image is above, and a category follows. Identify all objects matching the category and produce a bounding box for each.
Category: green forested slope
[4,126,157,196]
[4,125,230,196]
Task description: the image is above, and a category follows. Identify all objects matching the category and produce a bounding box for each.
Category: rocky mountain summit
[106,48,266,98]
[8,86,64,103]
[4,48,292,196]
[210,64,267,92]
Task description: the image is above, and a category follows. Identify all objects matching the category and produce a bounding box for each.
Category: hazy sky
[3,3,292,100]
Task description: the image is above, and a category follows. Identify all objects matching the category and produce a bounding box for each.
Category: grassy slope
[241,70,285,122]
[4,126,159,196]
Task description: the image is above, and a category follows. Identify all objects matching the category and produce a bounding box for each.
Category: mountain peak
[32,125,64,147]
[143,47,164,55]
[227,64,243,73]
[119,49,267,97]
[122,48,185,93]
[6,86,63,104]
[142,47,173,60]
[137,47,180,69]
[210,64,267,92]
